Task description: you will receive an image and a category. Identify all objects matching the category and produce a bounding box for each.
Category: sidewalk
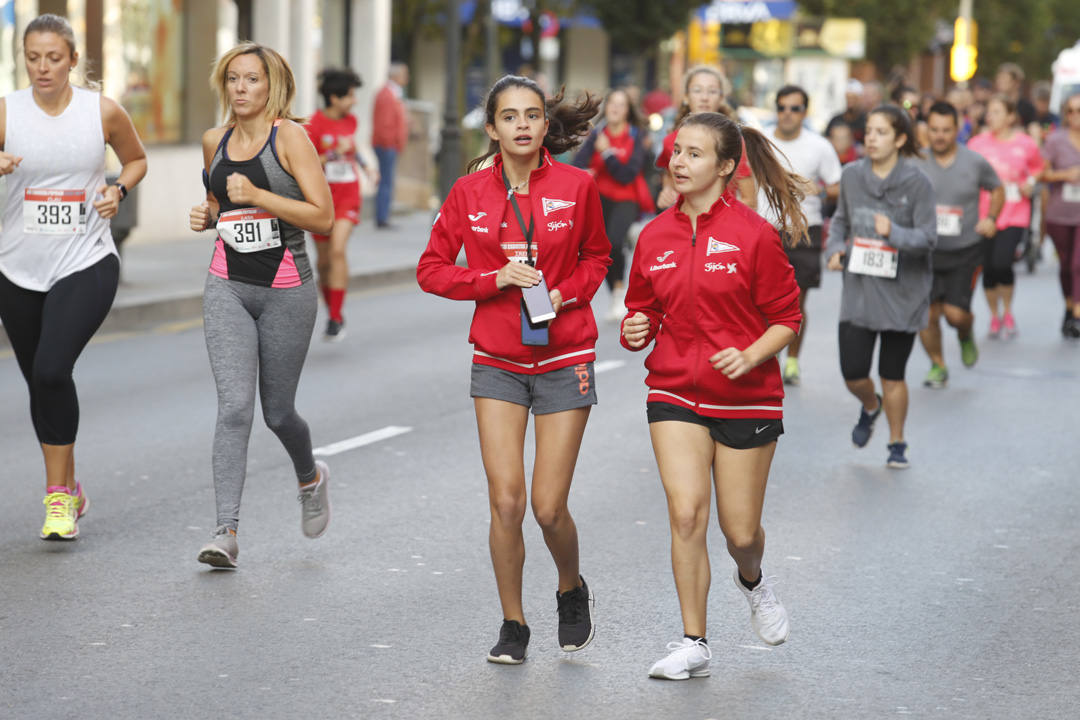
[0,210,435,349]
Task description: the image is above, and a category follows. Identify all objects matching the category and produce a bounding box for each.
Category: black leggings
[981,227,1023,289]
[0,255,119,445]
[838,322,916,381]
[599,196,638,290]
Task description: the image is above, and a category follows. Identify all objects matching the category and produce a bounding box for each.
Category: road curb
[0,265,419,350]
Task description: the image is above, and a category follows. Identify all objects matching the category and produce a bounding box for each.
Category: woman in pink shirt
[968,95,1044,337]
[1039,92,1080,338]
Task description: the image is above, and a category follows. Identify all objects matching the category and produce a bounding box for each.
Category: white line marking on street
[785,556,802,561]
[993,544,1009,549]
[373,699,397,704]
[738,644,772,651]
[594,359,626,374]
[314,426,413,456]
[370,644,392,649]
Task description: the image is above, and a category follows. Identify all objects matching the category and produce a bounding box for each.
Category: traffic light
[950,17,977,82]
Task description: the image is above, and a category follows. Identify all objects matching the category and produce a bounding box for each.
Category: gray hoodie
[825,156,936,333]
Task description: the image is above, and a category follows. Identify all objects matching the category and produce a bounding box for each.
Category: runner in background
[1039,91,1080,338]
[917,101,1003,388]
[306,67,373,341]
[656,66,756,212]
[0,14,147,541]
[826,106,936,469]
[759,85,842,386]
[572,87,654,320]
[968,96,1044,338]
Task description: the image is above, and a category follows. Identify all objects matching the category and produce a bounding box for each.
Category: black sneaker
[1065,316,1080,340]
[851,394,882,448]
[556,576,595,651]
[487,620,530,664]
[323,318,345,342]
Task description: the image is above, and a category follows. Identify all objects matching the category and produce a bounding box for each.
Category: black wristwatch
[114,182,128,201]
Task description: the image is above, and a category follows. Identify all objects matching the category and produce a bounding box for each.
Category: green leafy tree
[577,0,699,54]
[797,0,943,74]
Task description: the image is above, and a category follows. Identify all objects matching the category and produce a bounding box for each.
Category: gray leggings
[203,273,318,530]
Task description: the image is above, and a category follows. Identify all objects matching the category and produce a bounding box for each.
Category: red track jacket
[621,195,801,418]
[418,151,612,374]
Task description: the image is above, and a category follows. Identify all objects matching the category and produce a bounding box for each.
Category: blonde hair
[23,13,100,91]
[674,65,734,127]
[210,42,303,125]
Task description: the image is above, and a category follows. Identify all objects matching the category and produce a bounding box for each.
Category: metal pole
[957,0,974,89]
[486,0,500,87]
[438,0,464,201]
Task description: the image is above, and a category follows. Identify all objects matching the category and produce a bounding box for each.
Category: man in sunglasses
[760,85,843,386]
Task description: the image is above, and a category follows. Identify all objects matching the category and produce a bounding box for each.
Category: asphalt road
[1,260,1078,719]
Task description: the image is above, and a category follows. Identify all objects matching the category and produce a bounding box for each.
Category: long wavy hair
[467,74,600,173]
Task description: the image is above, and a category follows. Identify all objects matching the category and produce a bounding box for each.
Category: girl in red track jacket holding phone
[621,111,807,681]
[417,75,609,666]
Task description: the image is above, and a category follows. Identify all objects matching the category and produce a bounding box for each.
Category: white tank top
[0,86,114,291]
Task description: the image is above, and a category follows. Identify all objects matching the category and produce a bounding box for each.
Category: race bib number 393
[849,237,898,279]
[216,208,282,253]
[23,188,87,234]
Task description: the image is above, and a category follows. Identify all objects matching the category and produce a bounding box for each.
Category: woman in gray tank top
[0,14,146,542]
[188,43,334,569]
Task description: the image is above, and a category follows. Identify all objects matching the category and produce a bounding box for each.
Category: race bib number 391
[24,188,87,234]
[849,237,899,279]
[217,208,282,253]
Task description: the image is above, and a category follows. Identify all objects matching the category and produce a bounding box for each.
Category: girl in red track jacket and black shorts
[417,75,610,666]
[621,111,807,680]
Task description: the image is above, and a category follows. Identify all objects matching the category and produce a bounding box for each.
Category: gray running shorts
[470,361,597,415]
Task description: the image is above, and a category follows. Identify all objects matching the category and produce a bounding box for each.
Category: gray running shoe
[198,527,238,569]
[299,460,331,538]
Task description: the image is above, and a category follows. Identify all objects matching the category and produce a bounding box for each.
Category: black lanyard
[502,167,535,266]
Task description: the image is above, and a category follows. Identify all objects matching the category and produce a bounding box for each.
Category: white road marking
[738,644,772,652]
[370,644,392,649]
[313,426,413,456]
[785,556,802,561]
[594,359,626,374]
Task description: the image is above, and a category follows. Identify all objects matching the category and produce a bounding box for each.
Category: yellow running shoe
[41,489,78,540]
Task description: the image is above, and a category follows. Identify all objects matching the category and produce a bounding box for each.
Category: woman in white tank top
[0,14,146,542]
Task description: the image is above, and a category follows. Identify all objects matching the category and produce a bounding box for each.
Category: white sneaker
[298,460,331,538]
[735,569,789,645]
[608,287,626,321]
[647,637,712,680]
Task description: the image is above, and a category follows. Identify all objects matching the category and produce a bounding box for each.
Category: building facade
[1,0,392,244]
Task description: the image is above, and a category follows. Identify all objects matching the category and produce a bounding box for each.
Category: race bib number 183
[849,237,898,279]
[23,188,87,234]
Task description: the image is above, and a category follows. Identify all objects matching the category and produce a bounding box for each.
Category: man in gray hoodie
[826,105,936,469]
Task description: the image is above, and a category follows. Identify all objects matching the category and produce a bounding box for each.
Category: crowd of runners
[3,13,1078,682]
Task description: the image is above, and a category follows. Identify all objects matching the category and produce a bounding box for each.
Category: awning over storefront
[696,1,798,24]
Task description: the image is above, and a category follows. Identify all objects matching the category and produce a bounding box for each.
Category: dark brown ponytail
[466,75,599,173]
[741,127,809,246]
